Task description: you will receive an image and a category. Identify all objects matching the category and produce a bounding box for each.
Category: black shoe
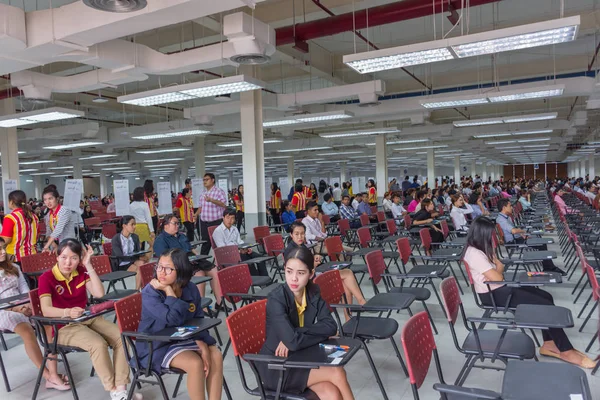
[548,267,567,277]
[215,302,232,312]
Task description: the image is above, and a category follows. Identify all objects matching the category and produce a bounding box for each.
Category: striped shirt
[271,189,282,210]
[291,192,306,212]
[233,194,244,212]
[46,205,77,242]
[0,209,38,262]
[198,186,227,223]
[144,193,157,217]
[176,196,194,223]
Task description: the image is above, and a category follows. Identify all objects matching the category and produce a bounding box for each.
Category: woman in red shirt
[367,179,377,206]
[0,190,38,263]
[233,185,245,231]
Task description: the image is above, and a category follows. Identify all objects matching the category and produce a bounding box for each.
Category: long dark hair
[133,187,145,202]
[143,180,154,197]
[271,182,279,196]
[117,215,135,233]
[57,239,83,259]
[237,185,244,201]
[157,248,194,290]
[465,217,496,263]
[283,245,315,289]
[318,180,327,193]
[9,190,33,222]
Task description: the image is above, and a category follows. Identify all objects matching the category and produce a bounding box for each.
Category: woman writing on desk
[111,215,150,290]
[137,248,223,400]
[260,245,355,399]
[38,239,140,400]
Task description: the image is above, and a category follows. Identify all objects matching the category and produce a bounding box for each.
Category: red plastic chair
[213,245,242,269]
[252,226,271,252]
[356,226,373,248]
[403,214,412,230]
[578,261,599,333]
[20,252,56,283]
[91,255,136,295]
[208,225,218,250]
[261,234,285,280]
[376,211,386,223]
[359,214,370,227]
[139,262,157,287]
[102,242,113,256]
[102,223,117,240]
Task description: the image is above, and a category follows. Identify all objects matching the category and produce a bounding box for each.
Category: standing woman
[42,186,77,253]
[269,182,282,229]
[309,183,318,202]
[259,245,355,399]
[233,185,245,232]
[137,248,223,400]
[175,188,198,243]
[366,179,377,206]
[111,216,150,290]
[38,240,141,399]
[1,190,38,263]
[129,187,155,249]
[143,180,158,233]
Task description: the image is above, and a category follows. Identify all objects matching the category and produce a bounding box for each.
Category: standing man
[197,173,227,255]
[332,183,342,207]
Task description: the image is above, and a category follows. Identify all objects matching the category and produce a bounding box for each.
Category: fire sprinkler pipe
[276,0,503,46]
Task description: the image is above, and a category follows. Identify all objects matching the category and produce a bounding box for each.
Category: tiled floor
[2,230,600,400]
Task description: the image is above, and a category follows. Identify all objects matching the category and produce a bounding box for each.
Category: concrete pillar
[340,162,347,183]
[454,156,461,185]
[194,137,206,180]
[589,154,596,179]
[427,149,435,190]
[471,160,476,179]
[575,162,581,179]
[99,171,107,198]
[180,162,189,184]
[482,163,489,181]
[72,150,83,179]
[240,66,266,233]
[580,159,587,179]
[0,99,20,193]
[375,135,387,203]
[33,175,42,199]
[287,157,294,188]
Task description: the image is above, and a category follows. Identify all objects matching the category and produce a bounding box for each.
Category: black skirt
[256,347,310,394]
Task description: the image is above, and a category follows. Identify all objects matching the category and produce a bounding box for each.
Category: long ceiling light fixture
[217,139,283,147]
[79,154,118,160]
[453,112,558,127]
[143,158,185,163]
[278,146,332,153]
[344,16,579,74]
[136,148,190,154]
[319,127,399,139]
[0,107,85,128]
[19,160,57,165]
[264,111,353,127]
[132,129,211,140]
[394,145,448,151]
[473,129,554,139]
[421,85,564,109]
[117,75,265,107]
[43,141,104,150]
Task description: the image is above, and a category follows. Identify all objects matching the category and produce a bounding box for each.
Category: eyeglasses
[155,265,175,275]
[203,178,211,181]
[168,220,181,226]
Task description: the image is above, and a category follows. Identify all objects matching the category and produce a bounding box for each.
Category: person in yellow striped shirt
[175,188,199,243]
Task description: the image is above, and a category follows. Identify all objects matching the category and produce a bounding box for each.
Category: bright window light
[206,153,242,158]
[217,139,283,147]
[132,129,211,140]
[79,154,117,160]
[0,107,85,128]
[136,148,190,154]
[264,111,353,127]
[319,128,400,139]
[118,75,265,107]
[278,147,332,153]
[29,172,54,175]
[19,160,58,165]
[43,141,104,150]
[143,158,185,163]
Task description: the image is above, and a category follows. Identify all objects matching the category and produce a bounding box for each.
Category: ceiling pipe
[275,0,503,47]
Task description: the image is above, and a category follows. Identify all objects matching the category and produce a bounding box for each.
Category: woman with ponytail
[0,190,38,263]
[110,215,150,290]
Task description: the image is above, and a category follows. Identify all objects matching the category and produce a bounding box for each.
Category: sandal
[540,347,597,369]
[45,376,70,391]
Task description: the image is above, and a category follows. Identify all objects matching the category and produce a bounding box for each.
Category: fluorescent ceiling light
[453,112,558,127]
[474,129,553,139]
[319,128,399,139]
[43,141,104,150]
[19,169,39,172]
[453,118,503,127]
[278,147,332,153]
[92,162,130,167]
[344,16,579,73]
[19,160,57,165]
[132,129,211,140]
[145,164,179,168]
[48,166,74,170]
[421,95,489,109]
[473,133,513,138]
[264,111,353,127]
[136,148,190,154]
[29,172,54,175]
[488,86,564,103]
[486,140,516,145]
[218,139,283,147]
[79,154,117,160]
[517,137,551,143]
[206,153,242,158]
[265,156,292,159]
[0,107,85,128]
[51,174,72,178]
[317,151,364,156]
[118,75,265,107]
[512,129,553,136]
[143,158,185,163]
[103,167,133,171]
[394,145,448,151]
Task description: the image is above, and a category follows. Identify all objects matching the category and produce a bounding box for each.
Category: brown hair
[0,241,18,277]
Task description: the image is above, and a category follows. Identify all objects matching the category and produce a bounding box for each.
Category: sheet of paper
[2,179,17,212]
[351,177,360,194]
[279,177,289,199]
[63,179,83,212]
[157,182,172,215]
[113,180,130,217]
[265,176,273,200]
[191,178,203,207]
[330,357,343,365]
[218,178,228,193]
[328,350,347,358]
[569,395,583,400]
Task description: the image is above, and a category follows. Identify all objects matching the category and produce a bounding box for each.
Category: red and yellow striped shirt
[271,189,282,210]
[175,196,194,223]
[0,208,38,262]
[291,192,306,213]
[144,193,157,217]
[368,187,377,203]
[48,205,60,231]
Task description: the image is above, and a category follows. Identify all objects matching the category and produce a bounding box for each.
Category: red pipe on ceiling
[276,0,503,47]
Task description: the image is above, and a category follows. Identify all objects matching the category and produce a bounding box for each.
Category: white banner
[265,176,273,200]
[351,177,360,194]
[113,180,130,217]
[2,179,17,211]
[157,182,172,215]
[63,179,83,212]
[358,177,366,192]
[279,177,289,199]
[331,177,340,187]
[218,178,228,193]
[191,178,203,207]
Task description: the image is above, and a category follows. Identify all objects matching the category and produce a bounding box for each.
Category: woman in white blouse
[128,187,155,248]
[449,193,473,232]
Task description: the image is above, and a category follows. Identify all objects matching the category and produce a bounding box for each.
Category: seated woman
[281,200,297,232]
[153,214,225,311]
[449,194,473,232]
[286,221,366,320]
[412,199,444,244]
[0,240,69,391]
[137,248,223,400]
[463,217,596,369]
[259,245,355,400]
[38,239,140,400]
[111,215,151,290]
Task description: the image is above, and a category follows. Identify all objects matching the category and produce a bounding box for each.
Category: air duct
[83,0,148,13]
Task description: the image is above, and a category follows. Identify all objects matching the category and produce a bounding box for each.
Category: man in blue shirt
[496,198,564,275]
[401,176,412,195]
[339,195,361,228]
[356,195,372,216]
[321,193,339,222]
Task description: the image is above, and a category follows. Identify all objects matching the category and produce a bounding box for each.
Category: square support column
[340,162,347,184]
[99,171,107,198]
[375,135,387,203]
[580,159,586,179]
[0,99,20,194]
[589,154,595,180]
[471,160,476,179]
[194,137,206,179]
[454,156,461,185]
[427,149,435,189]
[287,157,294,189]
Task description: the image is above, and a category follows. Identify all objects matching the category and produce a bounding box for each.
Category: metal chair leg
[172,374,184,398]
[453,355,473,386]
[362,341,389,400]
[0,351,10,392]
[0,333,7,351]
[579,300,598,332]
[577,292,594,318]
[585,331,598,353]
[62,350,79,400]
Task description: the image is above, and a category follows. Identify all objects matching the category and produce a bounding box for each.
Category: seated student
[403,188,415,208]
[449,194,474,232]
[321,194,340,222]
[355,194,371,216]
[38,239,140,400]
[464,217,596,369]
[213,208,270,277]
[409,190,427,213]
[339,195,361,229]
[259,245,355,399]
[382,192,393,217]
[468,192,489,219]
[518,190,533,211]
[137,248,224,399]
[390,193,407,221]
[281,200,297,231]
[111,215,151,290]
[0,239,70,391]
[412,199,444,244]
[286,221,364,321]
[153,214,225,310]
[351,193,361,210]
[302,201,328,254]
